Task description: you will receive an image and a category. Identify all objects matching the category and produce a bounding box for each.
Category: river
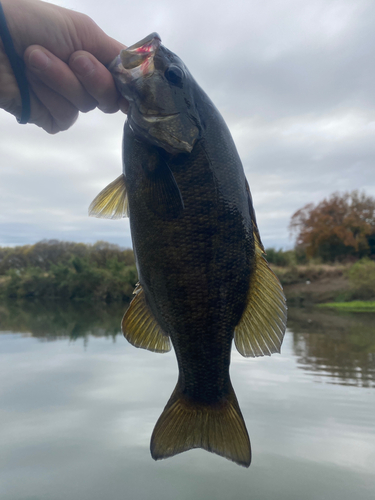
[0,302,374,500]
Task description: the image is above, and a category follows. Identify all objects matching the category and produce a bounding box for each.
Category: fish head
[110,33,201,155]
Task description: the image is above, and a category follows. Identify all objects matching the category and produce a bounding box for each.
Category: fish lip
[140,112,180,123]
[125,32,161,53]
[109,33,161,82]
[119,33,161,72]
[107,54,122,73]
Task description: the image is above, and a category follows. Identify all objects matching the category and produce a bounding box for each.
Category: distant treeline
[0,240,137,302]
[264,247,306,267]
[1,239,374,303]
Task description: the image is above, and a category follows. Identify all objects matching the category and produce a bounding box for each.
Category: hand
[0,0,128,133]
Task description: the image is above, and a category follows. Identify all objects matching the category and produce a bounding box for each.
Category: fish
[89,33,287,467]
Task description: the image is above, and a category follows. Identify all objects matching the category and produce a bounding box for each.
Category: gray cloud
[1,0,375,250]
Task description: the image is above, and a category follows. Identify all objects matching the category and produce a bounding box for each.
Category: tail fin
[150,383,251,467]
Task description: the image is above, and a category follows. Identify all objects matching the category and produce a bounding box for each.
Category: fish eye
[164,65,184,85]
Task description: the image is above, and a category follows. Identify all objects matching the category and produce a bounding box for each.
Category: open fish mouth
[110,33,161,82]
[124,32,161,59]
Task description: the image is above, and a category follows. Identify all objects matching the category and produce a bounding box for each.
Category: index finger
[24,45,97,113]
[69,51,126,114]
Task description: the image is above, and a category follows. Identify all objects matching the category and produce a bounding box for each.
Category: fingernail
[28,49,50,70]
[70,55,95,77]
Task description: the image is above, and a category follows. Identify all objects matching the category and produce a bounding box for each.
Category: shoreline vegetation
[0,240,137,303]
[0,240,374,310]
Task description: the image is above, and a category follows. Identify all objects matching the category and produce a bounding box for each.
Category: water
[0,302,374,500]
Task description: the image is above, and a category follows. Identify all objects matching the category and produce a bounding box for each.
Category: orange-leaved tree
[289,191,375,262]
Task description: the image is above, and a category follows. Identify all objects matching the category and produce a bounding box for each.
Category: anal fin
[122,283,171,353]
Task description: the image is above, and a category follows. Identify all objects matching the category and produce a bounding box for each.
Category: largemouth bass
[89,33,287,467]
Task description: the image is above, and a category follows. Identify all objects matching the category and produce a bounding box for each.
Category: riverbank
[272,263,372,306]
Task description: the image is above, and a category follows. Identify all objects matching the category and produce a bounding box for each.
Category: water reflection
[287,308,375,388]
[1,301,374,389]
[0,299,127,342]
[1,302,375,500]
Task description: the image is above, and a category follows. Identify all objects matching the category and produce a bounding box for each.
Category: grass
[318,301,375,313]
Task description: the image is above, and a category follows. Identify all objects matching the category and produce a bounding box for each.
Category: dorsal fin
[88,174,129,219]
[122,283,171,353]
[234,230,287,358]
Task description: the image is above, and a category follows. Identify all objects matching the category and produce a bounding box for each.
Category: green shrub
[347,258,375,300]
[272,266,300,285]
[0,243,138,303]
[265,248,296,267]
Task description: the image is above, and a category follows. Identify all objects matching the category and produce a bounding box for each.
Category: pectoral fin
[143,158,184,219]
[122,283,171,353]
[88,174,129,219]
[234,232,287,357]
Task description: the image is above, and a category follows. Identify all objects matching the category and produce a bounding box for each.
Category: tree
[289,191,375,262]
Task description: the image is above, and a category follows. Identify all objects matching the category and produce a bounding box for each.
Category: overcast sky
[1,0,375,250]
